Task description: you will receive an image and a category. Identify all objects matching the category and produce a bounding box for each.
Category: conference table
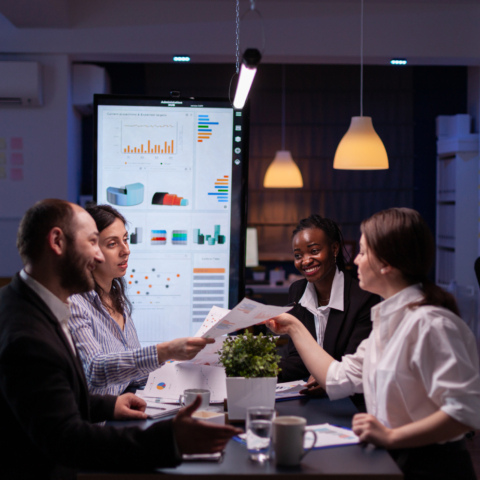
[80,396,403,479]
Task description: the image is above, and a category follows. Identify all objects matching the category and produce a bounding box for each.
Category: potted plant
[218,332,280,421]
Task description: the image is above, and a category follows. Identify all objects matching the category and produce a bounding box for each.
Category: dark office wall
[81,63,467,261]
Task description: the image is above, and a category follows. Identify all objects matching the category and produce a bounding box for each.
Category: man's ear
[46,227,67,257]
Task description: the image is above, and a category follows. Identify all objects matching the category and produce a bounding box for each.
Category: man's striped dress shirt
[69,291,161,396]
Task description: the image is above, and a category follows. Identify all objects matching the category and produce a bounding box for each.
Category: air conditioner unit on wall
[0,61,43,107]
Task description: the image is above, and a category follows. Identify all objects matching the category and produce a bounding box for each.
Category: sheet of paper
[275,380,307,400]
[182,335,226,366]
[305,424,359,449]
[200,298,292,339]
[237,423,359,449]
[143,362,227,403]
[194,306,230,337]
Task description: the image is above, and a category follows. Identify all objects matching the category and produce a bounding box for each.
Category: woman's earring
[334,253,337,264]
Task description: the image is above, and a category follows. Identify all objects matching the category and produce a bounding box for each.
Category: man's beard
[58,239,95,294]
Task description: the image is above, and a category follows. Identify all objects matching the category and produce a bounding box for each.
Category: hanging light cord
[360,0,364,117]
[282,64,286,151]
[229,0,241,103]
[235,0,240,74]
[240,0,266,54]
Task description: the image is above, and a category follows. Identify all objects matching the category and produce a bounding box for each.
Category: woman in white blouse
[267,208,480,480]
[69,205,213,396]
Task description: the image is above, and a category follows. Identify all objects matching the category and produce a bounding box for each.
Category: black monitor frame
[93,94,249,309]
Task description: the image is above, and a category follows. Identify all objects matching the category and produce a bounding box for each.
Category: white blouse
[326,285,480,433]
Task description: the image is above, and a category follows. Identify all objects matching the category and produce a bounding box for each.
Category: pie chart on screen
[157,382,166,390]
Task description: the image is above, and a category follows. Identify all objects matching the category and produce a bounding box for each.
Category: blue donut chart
[106,183,144,206]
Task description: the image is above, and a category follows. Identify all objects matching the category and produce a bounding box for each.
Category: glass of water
[246,407,276,462]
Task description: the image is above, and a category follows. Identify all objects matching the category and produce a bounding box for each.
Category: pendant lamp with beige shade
[264,65,303,188]
[333,0,389,170]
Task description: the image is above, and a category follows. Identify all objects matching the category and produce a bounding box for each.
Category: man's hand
[299,375,327,397]
[351,413,394,448]
[173,396,242,454]
[114,393,148,420]
[157,337,215,363]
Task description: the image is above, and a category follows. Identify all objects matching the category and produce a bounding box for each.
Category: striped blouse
[69,291,161,396]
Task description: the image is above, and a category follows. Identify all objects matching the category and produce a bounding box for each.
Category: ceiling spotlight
[233,48,262,110]
[173,56,191,62]
[390,59,407,65]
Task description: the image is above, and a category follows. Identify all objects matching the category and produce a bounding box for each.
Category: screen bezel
[93,93,249,309]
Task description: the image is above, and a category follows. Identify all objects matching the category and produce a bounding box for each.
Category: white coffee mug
[273,416,317,466]
[179,389,210,409]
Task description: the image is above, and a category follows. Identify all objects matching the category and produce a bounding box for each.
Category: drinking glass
[246,407,275,461]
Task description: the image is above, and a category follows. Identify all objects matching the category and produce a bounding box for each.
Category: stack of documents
[144,400,181,419]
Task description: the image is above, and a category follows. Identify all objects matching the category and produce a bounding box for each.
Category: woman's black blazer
[278,272,380,382]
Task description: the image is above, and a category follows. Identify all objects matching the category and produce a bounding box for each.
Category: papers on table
[275,380,307,401]
[305,424,360,449]
[143,361,227,403]
[237,423,359,450]
[194,298,292,339]
[134,390,181,417]
[145,403,181,419]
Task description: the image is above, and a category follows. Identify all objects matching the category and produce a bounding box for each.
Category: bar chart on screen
[191,268,227,322]
[122,120,178,154]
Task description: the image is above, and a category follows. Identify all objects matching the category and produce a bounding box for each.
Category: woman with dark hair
[268,208,480,480]
[278,214,380,390]
[69,205,213,396]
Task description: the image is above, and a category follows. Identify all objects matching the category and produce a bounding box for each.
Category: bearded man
[0,199,239,480]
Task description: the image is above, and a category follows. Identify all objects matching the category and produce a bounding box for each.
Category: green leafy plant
[217,332,281,378]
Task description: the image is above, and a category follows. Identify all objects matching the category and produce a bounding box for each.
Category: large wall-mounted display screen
[94,95,248,346]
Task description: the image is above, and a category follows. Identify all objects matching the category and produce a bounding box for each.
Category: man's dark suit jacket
[0,274,181,480]
[278,272,380,383]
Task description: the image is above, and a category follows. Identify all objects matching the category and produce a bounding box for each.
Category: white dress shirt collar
[20,269,76,354]
[299,267,345,314]
[370,284,424,356]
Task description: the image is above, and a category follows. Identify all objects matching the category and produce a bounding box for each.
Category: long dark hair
[361,207,459,315]
[86,204,132,317]
[292,214,348,272]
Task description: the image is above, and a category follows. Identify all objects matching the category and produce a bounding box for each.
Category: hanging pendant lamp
[333,0,388,170]
[264,65,303,188]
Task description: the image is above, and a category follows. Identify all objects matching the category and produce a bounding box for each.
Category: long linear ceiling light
[333,0,389,170]
[232,0,264,110]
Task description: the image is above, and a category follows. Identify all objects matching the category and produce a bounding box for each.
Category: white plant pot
[225,377,277,421]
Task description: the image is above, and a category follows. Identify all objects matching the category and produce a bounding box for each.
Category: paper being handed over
[194,298,292,339]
